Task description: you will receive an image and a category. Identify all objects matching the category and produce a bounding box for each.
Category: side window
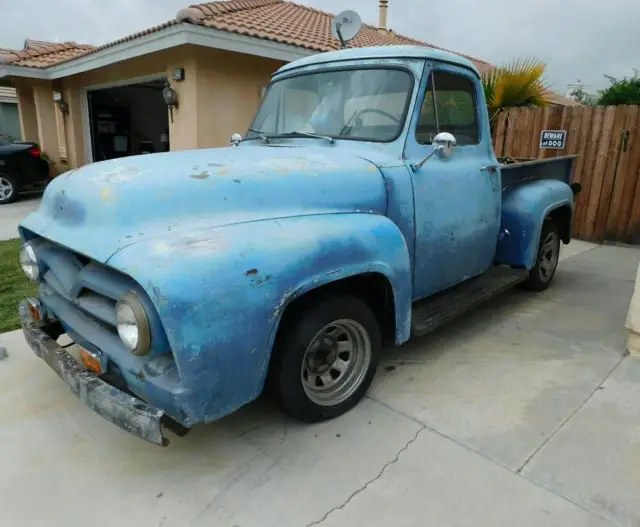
[416,70,479,146]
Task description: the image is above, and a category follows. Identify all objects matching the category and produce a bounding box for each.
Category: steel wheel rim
[301,319,372,407]
[0,176,13,201]
[539,231,559,282]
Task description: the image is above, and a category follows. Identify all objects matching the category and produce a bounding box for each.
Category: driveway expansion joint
[516,353,626,475]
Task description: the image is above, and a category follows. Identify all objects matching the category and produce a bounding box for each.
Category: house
[0,0,579,171]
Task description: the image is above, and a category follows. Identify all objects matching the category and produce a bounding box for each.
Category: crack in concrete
[516,353,626,475]
[304,426,425,527]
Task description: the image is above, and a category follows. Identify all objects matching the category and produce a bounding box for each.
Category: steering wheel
[352,108,402,126]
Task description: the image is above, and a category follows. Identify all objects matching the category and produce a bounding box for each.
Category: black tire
[522,219,561,292]
[0,173,18,205]
[271,296,381,423]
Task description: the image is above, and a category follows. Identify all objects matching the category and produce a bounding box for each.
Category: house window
[416,70,479,146]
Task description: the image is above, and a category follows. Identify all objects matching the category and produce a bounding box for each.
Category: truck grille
[32,237,136,353]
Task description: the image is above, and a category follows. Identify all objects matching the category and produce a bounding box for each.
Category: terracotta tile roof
[0,48,17,64]
[178,0,494,74]
[1,40,95,68]
[40,20,182,66]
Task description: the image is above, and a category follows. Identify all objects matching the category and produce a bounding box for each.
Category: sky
[1,0,637,95]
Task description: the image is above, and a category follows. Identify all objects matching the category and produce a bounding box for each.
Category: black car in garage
[0,133,51,204]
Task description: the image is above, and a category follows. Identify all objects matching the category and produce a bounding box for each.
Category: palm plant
[482,58,552,125]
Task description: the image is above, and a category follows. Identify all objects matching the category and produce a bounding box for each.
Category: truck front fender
[495,179,574,270]
[107,213,412,423]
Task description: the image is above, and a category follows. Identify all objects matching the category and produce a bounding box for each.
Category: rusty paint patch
[100,186,113,201]
[190,171,210,180]
[150,283,169,307]
[251,275,273,287]
[245,268,258,276]
[90,164,147,184]
[271,289,295,321]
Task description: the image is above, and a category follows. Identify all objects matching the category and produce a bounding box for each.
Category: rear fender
[495,179,574,269]
[108,213,412,423]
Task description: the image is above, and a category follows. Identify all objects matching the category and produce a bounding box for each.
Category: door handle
[481,165,497,174]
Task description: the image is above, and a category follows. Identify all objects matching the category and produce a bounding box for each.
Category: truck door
[405,64,500,300]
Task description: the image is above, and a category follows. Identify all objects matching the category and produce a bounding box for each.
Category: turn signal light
[26,297,42,322]
[80,348,103,375]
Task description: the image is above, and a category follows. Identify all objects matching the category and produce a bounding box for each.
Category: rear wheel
[523,219,560,291]
[271,296,381,422]
[0,173,18,205]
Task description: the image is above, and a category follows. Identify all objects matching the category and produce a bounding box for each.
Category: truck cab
[18,46,577,445]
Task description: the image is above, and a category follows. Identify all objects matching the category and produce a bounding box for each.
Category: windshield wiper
[267,131,336,144]
[238,128,270,143]
[337,110,358,138]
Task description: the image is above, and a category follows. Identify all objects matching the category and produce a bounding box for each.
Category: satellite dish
[331,10,362,49]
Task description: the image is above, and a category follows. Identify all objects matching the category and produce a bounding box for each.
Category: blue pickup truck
[18,46,580,446]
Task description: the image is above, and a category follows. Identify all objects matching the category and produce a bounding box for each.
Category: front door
[405,63,500,300]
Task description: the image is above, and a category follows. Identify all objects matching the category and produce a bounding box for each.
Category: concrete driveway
[1,241,638,527]
[0,196,41,240]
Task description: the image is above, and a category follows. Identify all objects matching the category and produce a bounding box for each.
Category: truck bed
[499,155,578,193]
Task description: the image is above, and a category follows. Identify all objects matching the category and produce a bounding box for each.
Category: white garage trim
[84,73,167,93]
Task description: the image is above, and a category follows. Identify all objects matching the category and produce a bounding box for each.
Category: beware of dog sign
[540,130,567,149]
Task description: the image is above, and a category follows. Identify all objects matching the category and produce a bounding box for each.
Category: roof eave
[0,24,313,82]
[0,64,49,80]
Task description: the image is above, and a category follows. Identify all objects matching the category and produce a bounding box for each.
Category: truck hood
[20,146,388,263]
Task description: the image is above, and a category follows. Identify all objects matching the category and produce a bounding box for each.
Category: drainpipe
[379,0,388,29]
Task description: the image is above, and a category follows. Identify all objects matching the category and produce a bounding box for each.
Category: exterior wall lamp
[162,81,179,123]
[52,91,69,116]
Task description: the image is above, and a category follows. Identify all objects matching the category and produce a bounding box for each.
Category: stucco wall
[52,45,283,168]
[191,47,284,148]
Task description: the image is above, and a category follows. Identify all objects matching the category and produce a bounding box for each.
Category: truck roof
[276,45,481,77]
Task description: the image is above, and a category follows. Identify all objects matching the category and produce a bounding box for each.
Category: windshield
[249,67,413,143]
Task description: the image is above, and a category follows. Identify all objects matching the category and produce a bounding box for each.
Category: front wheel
[271,296,381,423]
[522,219,561,291]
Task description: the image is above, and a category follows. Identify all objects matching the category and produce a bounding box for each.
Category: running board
[410,266,529,337]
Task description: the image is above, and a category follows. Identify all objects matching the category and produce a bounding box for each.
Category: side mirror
[432,132,457,159]
[230,133,242,147]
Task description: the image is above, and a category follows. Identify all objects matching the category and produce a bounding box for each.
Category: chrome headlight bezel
[116,291,151,356]
[19,243,39,281]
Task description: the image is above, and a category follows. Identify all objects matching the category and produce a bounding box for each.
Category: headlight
[19,244,39,281]
[116,292,151,356]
